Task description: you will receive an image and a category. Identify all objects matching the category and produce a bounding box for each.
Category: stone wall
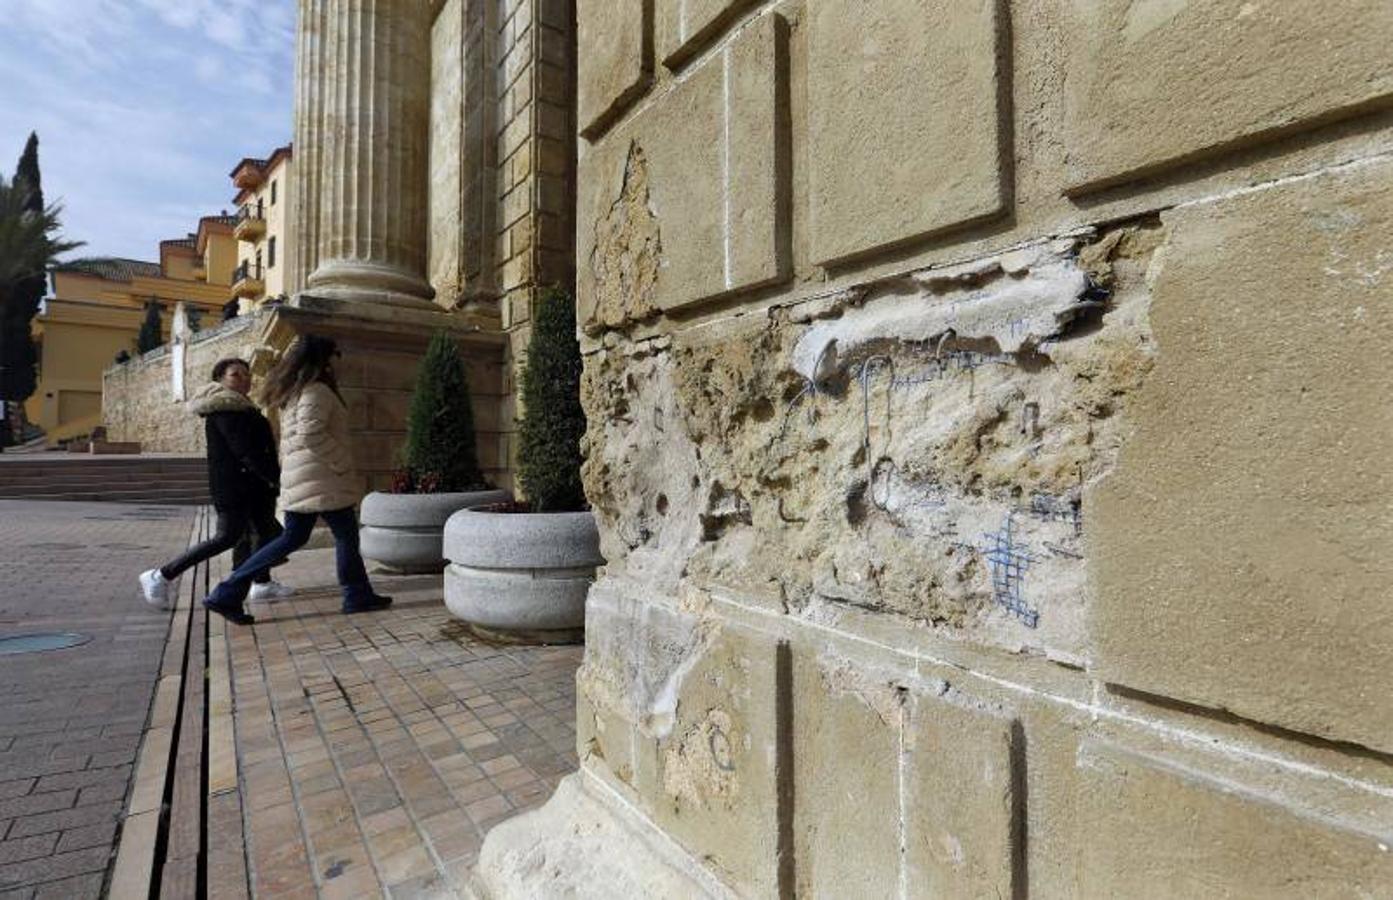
[103,314,267,453]
[478,1,1393,895]
[103,306,511,496]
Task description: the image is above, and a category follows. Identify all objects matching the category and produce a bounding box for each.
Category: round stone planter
[443,506,602,644]
[360,489,511,573]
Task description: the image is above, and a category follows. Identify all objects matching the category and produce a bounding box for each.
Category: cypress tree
[401,330,485,492]
[136,300,163,353]
[516,287,587,512]
[15,133,40,212]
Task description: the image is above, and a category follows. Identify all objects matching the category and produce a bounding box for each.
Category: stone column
[288,0,328,296]
[305,0,436,308]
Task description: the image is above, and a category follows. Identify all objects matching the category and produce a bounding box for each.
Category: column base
[306,259,438,310]
[467,769,734,900]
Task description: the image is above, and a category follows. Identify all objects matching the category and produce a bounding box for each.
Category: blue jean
[204,506,373,608]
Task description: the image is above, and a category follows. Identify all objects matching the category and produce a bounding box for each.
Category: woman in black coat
[138,357,293,607]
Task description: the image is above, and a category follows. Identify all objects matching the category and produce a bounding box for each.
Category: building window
[268,236,276,269]
[270,179,277,205]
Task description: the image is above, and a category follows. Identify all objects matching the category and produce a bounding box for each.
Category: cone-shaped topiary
[136,300,163,353]
[517,286,587,512]
[401,330,487,493]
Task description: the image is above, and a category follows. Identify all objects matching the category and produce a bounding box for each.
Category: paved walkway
[0,501,583,898]
[228,552,582,898]
[0,500,195,899]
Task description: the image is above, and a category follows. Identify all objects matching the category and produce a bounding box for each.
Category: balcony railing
[233,204,266,241]
[232,261,263,283]
[231,261,265,300]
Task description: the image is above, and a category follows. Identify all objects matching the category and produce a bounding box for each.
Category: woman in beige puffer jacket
[202,334,391,625]
[279,376,359,513]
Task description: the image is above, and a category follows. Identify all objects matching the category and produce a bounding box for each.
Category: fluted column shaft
[305,0,435,307]
[288,0,328,296]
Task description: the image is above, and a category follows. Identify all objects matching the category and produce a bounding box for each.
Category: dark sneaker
[343,594,393,615]
[203,599,254,626]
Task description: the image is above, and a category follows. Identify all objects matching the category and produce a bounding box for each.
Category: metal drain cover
[0,633,91,655]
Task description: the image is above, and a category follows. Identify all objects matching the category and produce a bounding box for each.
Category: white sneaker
[249,580,295,601]
[139,569,172,609]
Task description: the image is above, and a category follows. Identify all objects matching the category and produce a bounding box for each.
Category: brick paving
[0,499,195,899]
[0,499,583,897]
[226,547,583,897]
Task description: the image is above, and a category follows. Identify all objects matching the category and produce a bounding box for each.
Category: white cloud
[204,9,246,49]
[194,56,224,85]
[0,0,295,260]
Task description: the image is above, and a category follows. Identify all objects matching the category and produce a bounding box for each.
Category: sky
[0,0,295,262]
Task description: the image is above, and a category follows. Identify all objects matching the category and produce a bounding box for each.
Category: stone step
[0,472,209,488]
[0,488,211,505]
[0,458,207,475]
[0,482,208,495]
[0,456,211,504]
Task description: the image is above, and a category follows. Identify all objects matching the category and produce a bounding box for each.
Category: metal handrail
[236,204,264,223]
[232,261,263,282]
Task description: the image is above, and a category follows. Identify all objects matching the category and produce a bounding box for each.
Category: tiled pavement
[0,500,196,899]
[225,544,582,897]
[1,501,583,898]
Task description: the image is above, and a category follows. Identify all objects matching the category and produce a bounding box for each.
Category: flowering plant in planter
[389,468,442,495]
[359,330,510,572]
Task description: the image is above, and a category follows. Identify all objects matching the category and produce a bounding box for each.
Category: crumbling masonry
[473,1,1393,897]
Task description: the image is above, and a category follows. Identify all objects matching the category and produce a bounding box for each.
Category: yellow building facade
[229,145,293,311]
[27,216,238,442]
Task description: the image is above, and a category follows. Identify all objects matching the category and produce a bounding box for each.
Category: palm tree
[0,173,81,291]
[0,173,82,445]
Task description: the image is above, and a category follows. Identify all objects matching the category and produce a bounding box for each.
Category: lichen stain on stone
[585,141,663,336]
[662,708,738,811]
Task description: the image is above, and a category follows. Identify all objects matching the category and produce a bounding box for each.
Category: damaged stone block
[576,234,1160,661]
[577,12,787,333]
[575,585,788,896]
[650,623,787,897]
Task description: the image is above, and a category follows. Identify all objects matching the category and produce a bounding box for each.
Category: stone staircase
[0,455,210,504]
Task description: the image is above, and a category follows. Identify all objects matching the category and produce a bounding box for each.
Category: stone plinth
[267,294,510,494]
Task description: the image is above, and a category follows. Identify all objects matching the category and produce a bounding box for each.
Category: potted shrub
[443,287,600,642]
[360,330,510,573]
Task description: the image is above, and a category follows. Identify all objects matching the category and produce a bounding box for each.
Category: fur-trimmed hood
[188,381,257,417]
